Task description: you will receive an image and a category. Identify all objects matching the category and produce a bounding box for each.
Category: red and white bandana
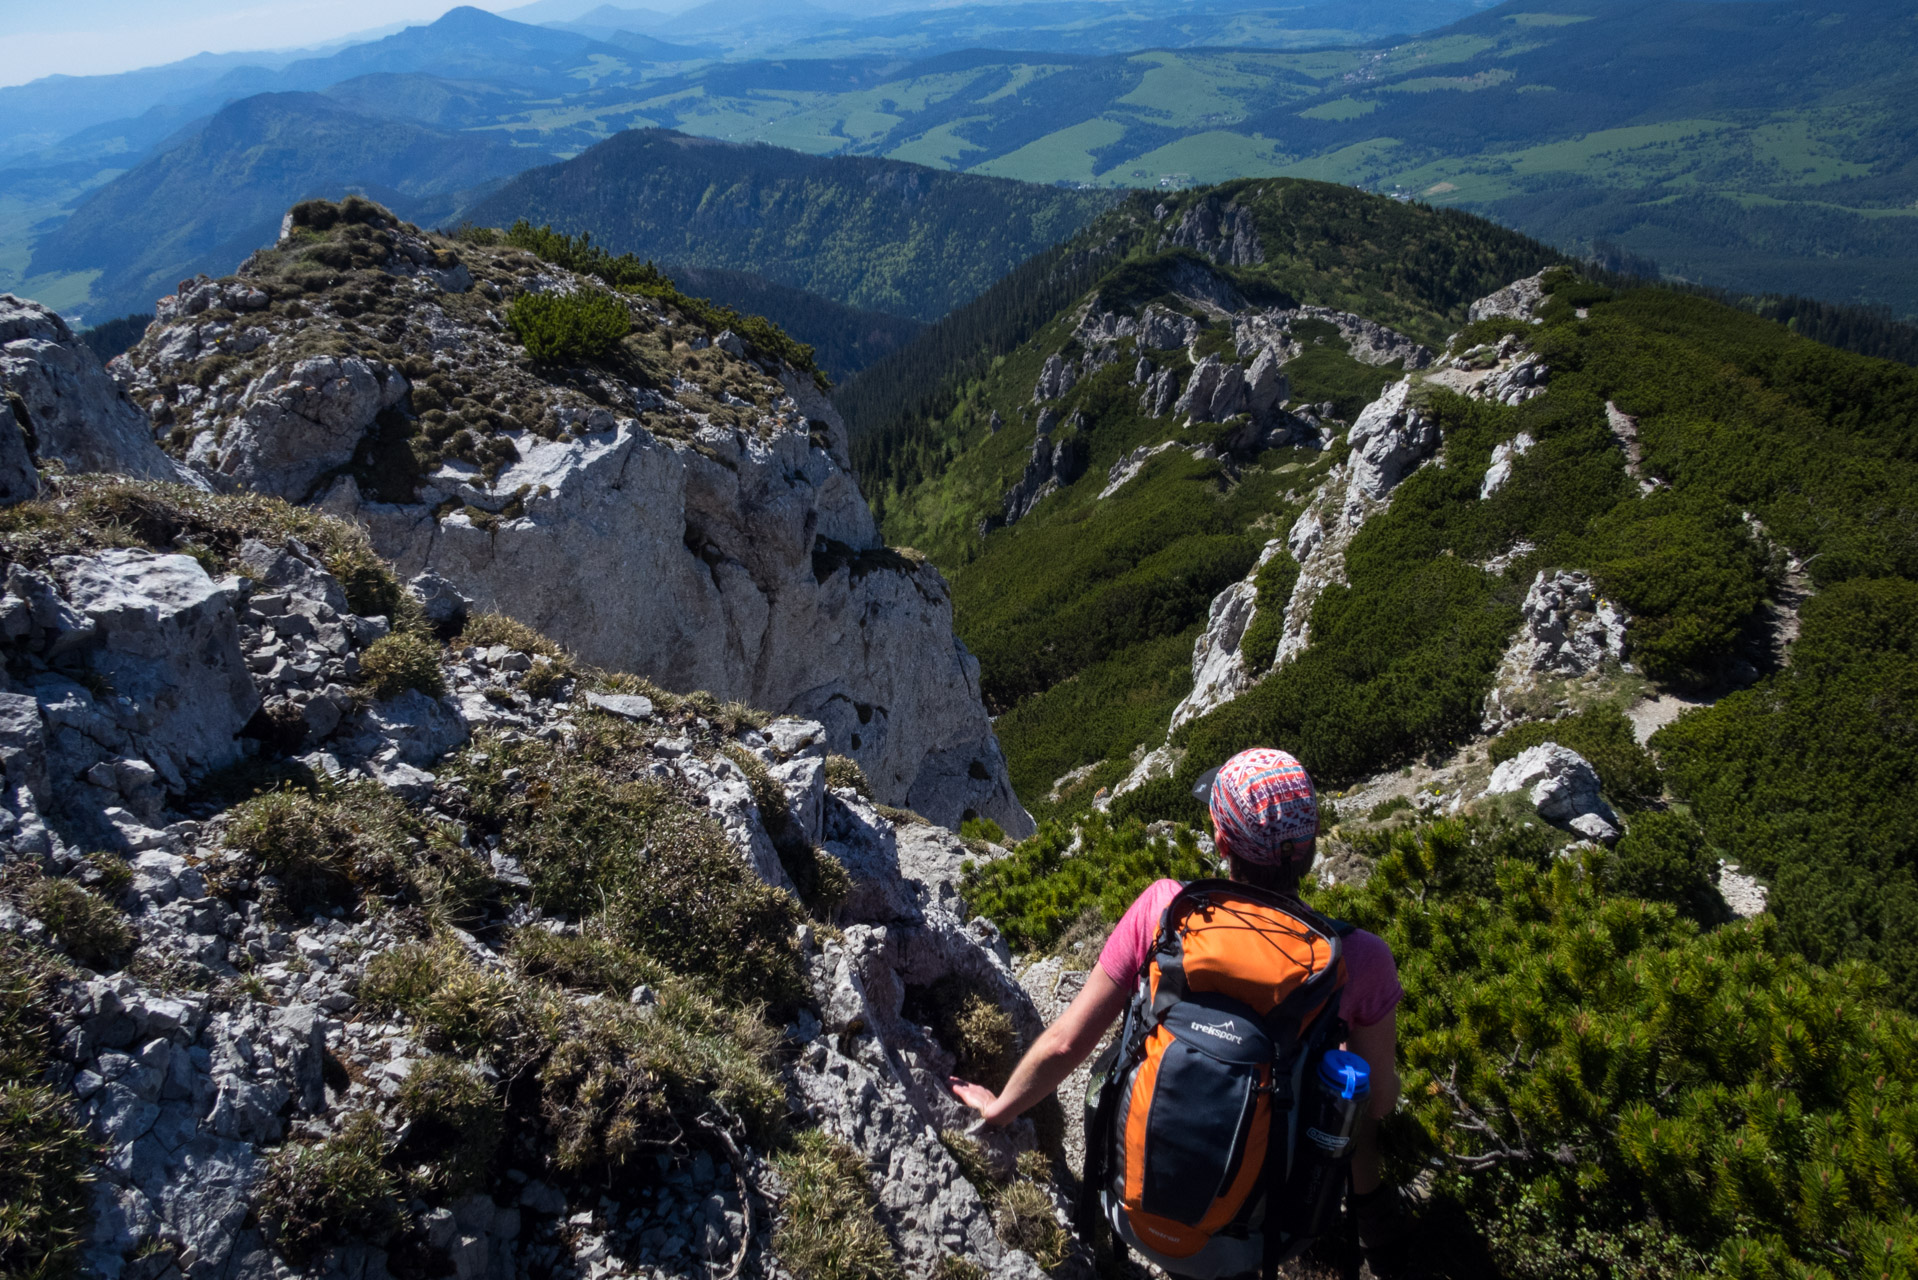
[1208,748,1318,865]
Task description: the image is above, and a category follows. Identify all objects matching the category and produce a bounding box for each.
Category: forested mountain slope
[462,129,1117,322]
[861,177,1918,1006]
[851,177,1918,1276]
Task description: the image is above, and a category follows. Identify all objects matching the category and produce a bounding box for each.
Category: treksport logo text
[1189,1019,1245,1044]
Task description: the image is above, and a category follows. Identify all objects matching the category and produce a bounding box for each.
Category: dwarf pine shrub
[504,290,631,365]
[960,813,1212,953]
[1308,816,1918,1278]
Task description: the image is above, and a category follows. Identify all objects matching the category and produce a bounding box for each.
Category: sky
[0,0,525,88]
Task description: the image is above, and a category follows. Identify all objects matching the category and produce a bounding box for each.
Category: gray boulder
[187,355,407,500]
[54,549,259,790]
[1482,742,1620,843]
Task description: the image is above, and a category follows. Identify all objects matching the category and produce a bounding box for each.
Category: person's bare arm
[1344,1009,1400,1194]
[950,965,1129,1126]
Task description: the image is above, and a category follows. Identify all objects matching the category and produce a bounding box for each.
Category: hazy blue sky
[0,0,525,87]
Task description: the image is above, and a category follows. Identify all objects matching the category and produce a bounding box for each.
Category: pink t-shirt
[1096,879,1404,1028]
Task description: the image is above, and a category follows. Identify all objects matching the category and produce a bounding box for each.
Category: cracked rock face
[1483,570,1631,732]
[1347,378,1440,501]
[0,295,195,492]
[12,532,1063,1280]
[188,355,408,500]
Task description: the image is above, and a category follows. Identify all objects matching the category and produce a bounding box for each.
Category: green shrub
[356,631,445,701]
[21,876,133,972]
[394,1059,502,1194]
[1489,705,1663,811]
[500,221,824,383]
[960,813,1213,953]
[1605,811,1727,925]
[1653,576,1918,1005]
[772,1130,902,1280]
[1367,795,1414,822]
[1238,551,1301,674]
[959,817,1007,845]
[1312,817,1918,1278]
[504,289,632,365]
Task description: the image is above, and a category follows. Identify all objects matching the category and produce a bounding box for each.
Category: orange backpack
[1079,879,1350,1279]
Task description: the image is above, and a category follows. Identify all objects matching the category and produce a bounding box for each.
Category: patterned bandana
[1207,748,1319,866]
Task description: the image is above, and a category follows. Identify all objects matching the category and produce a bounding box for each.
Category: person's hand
[948,1076,1001,1125]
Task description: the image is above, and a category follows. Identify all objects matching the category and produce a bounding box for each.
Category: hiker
[950,747,1405,1278]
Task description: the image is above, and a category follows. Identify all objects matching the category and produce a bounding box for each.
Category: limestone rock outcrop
[111,202,1031,838]
[1161,194,1265,267]
[1348,377,1440,500]
[1468,270,1550,324]
[0,295,196,493]
[1480,431,1536,498]
[1483,570,1631,731]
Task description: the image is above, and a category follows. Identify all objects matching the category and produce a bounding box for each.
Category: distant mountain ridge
[28,93,546,318]
[462,128,1118,321]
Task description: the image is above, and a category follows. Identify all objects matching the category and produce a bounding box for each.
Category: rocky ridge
[0,470,1074,1280]
[111,199,1030,838]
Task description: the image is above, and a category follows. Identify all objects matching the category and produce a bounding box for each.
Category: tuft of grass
[360,942,525,1060]
[505,926,665,998]
[221,783,419,917]
[357,631,445,701]
[459,724,804,1010]
[394,1058,502,1195]
[772,1130,902,1280]
[0,1083,97,1279]
[993,1179,1069,1270]
[456,612,568,660]
[931,1258,988,1280]
[19,875,134,972]
[911,979,1018,1089]
[0,937,93,1280]
[255,1111,399,1265]
[824,754,872,798]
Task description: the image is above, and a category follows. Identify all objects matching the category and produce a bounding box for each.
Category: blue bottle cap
[1319,1049,1370,1100]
